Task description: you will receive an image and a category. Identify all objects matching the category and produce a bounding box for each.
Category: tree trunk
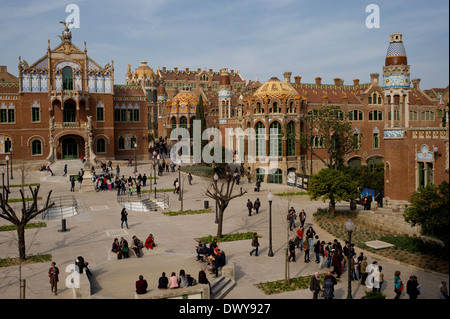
[17,224,26,261]
[216,206,224,239]
[328,199,336,217]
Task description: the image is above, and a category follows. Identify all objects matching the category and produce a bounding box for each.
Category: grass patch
[7,197,42,203]
[180,165,214,178]
[0,222,47,232]
[197,232,255,243]
[8,183,41,188]
[274,191,309,197]
[163,208,213,216]
[379,234,446,257]
[257,273,337,295]
[0,254,52,267]
[142,188,174,193]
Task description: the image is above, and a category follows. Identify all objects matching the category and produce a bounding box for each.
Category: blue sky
[0,0,448,89]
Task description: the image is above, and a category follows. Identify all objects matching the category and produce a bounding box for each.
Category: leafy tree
[299,105,360,169]
[308,168,360,216]
[403,181,449,253]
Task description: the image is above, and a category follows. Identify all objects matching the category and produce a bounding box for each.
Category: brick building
[0,24,149,166]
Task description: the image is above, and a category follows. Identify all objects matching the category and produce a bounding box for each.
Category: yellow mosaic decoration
[253,77,300,101]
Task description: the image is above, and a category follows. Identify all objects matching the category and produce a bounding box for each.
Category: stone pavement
[0,158,448,300]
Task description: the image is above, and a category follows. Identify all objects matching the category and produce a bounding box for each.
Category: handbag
[122,247,129,252]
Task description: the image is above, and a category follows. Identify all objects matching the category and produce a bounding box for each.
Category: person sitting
[120,237,129,258]
[196,240,207,262]
[131,235,144,257]
[168,272,179,288]
[111,238,123,260]
[158,272,169,289]
[135,275,148,294]
[145,234,156,250]
[178,269,189,288]
[213,249,226,278]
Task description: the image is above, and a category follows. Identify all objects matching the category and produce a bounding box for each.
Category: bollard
[59,218,68,232]
[204,200,209,209]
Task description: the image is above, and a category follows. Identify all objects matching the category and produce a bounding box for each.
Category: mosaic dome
[133,61,156,79]
[253,77,300,101]
[169,86,198,113]
[385,33,407,66]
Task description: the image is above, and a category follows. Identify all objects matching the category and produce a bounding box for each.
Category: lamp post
[345,219,354,299]
[1,167,5,199]
[213,173,219,224]
[153,150,157,184]
[177,158,182,201]
[9,147,13,180]
[309,118,313,176]
[134,142,138,173]
[5,155,9,192]
[267,191,274,257]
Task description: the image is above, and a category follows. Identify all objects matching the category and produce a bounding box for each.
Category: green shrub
[197,232,255,243]
[364,291,386,299]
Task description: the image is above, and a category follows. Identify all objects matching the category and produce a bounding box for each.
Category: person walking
[288,238,296,262]
[246,199,253,216]
[394,270,403,299]
[187,173,193,186]
[360,256,368,285]
[63,164,67,177]
[70,176,75,192]
[249,232,259,256]
[303,238,310,263]
[255,178,261,192]
[48,262,60,296]
[120,208,129,229]
[310,272,321,299]
[253,198,261,214]
[406,275,421,299]
[299,209,306,227]
[439,281,448,299]
[322,271,337,299]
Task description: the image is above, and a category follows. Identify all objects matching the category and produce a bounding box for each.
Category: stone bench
[107,247,141,260]
[135,284,210,299]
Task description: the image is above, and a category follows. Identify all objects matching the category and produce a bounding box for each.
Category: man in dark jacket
[247,199,253,216]
[136,275,148,294]
[253,198,261,214]
[310,272,321,299]
[322,271,337,299]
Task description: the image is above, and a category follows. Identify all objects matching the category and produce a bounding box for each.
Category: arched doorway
[62,137,78,159]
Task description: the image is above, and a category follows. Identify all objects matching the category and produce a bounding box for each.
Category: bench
[107,247,141,260]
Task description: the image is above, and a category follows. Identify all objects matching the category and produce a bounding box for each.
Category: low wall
[135,284,210,299]
[352,208,421,236]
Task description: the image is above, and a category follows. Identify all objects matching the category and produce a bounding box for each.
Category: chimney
[185,67,189,72]
[294,76,302,85]
[174,67,178,72]
[230,69,234,74]
[333,78,341,86]
[197,68,201,72]
[412,78,421,90]
[283,72,292,85]
[0,65,7,73]
[353,79,360,86]
[209,68,213,73]
[370,73,379,86]
[162,67,166,71]
[315,77,322,86]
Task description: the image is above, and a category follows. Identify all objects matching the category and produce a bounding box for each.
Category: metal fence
[116,191,169,212]
[41,195,78,220]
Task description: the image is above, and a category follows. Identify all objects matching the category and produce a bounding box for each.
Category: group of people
[195,239,226,278]
[111,234,156,259]
[136,267,211,295]
[246,198,261,216]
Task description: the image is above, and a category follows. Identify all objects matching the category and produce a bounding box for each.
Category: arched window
[255,122,265,157]
[286,121,296,156]
[409,110,418,121]
[62,66,73,90]
[369,110,383,121]
[421,111,435,121]
[179,116,188,138]
[269,168,283,184]
[97,138,106,153]
[348,110,363,121]
[269,121,282,157]
[31,139,42,155]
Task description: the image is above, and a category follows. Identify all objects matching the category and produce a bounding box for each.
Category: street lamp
[5,155,9,192]
[1,167,5,199]
[213,173,219,224]
[134,142,138,173]
[267,191,274,257]
[9,147,13,180]
[177,158,182,201]
[345,219,354,299]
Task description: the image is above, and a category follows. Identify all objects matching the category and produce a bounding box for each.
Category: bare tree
[205,171,247,239]
[0,185,54,261]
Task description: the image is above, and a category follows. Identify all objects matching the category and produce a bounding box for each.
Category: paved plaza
[0,158,448,300]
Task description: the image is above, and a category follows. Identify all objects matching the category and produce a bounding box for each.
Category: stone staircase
[210,263,236,299]
[50,159,85,176]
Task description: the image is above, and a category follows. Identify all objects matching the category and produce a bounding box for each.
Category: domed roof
[253,77,300,101]
[169,86,198,113]
[385,33,407,66]
[133,61,156,78]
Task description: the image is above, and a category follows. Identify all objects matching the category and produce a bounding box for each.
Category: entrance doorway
[62,137,78,159]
